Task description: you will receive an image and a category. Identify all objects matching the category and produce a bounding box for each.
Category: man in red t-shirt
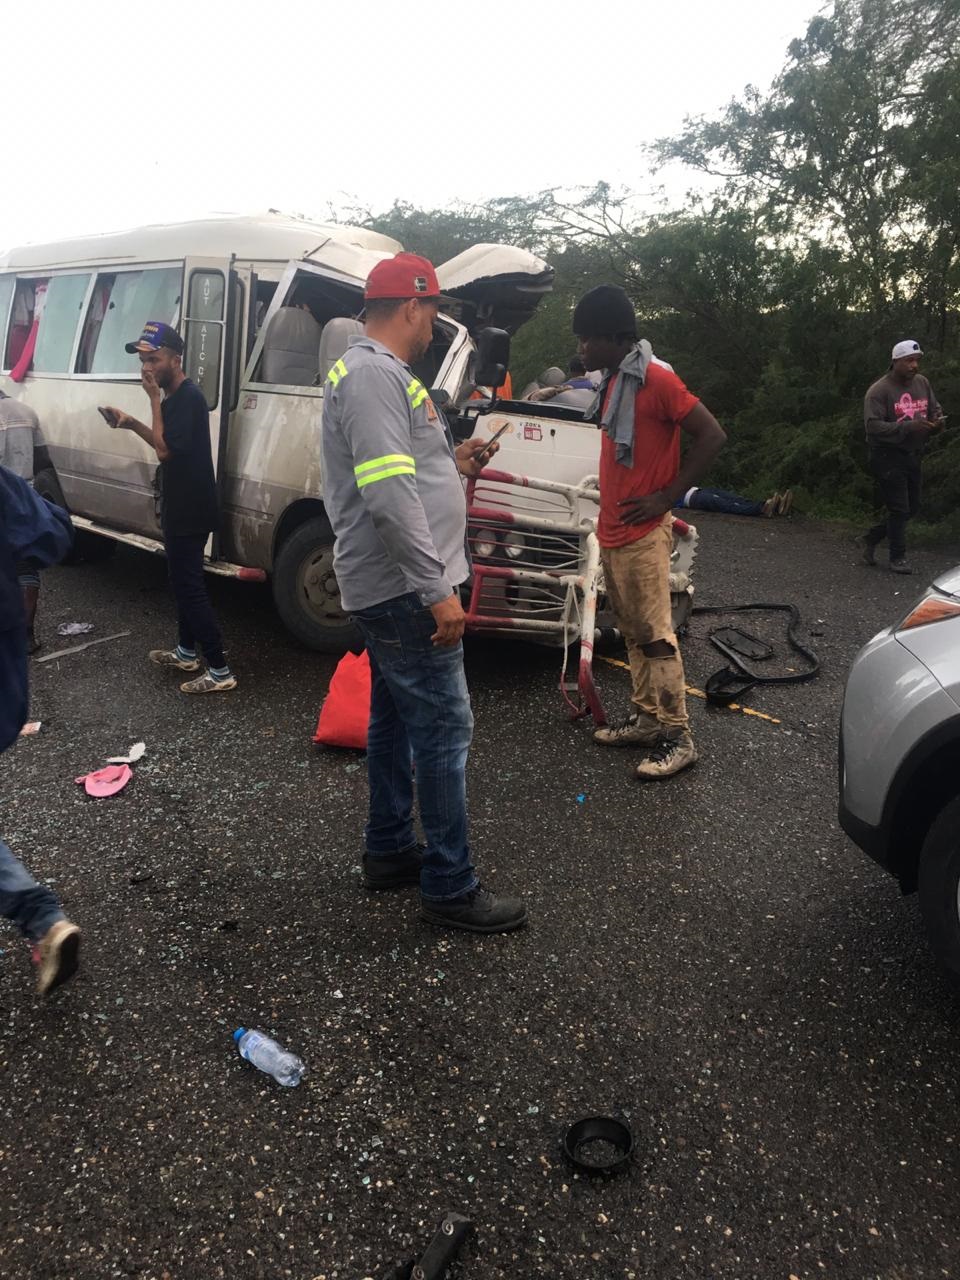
[574,286,726,779]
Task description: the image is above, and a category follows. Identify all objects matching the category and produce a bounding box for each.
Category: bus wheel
[272,517,360,653]
[33,470,115,564]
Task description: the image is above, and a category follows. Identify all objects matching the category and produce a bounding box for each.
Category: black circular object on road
[561,1116,633,1174]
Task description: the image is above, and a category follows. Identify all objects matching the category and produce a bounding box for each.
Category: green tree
[655,0,960,329]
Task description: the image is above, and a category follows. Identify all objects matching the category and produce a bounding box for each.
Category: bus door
[180,256,239,557]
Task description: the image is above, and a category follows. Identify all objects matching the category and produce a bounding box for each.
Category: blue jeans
[0,839,64,942]
[351,592,478,902]
[685,488,765,517]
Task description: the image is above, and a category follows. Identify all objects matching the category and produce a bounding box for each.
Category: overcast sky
[2,0,823,251]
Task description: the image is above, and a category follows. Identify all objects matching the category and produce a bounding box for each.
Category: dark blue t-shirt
[160,378,219,537]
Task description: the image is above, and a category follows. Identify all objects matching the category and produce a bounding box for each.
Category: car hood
[436,244,554,335]
[931,564,960,598]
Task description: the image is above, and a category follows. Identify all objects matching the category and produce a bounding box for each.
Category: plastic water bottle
[233,1028,305,1087]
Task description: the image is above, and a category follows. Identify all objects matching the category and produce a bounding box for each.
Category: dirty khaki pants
[600,516,689,733]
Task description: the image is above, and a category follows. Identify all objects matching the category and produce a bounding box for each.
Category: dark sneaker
[593,710,662,748]
[857,537,877,566]
[34,920,81,997]
[635,731,698,780]
[420,885,527,934]
[149,648,201,672]
[889,559,913,575]
[363,843,424,891]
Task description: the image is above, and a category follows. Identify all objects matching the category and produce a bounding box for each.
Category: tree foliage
[353,0,960,538]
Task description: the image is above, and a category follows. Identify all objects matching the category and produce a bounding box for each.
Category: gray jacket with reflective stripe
[320,335,469,612]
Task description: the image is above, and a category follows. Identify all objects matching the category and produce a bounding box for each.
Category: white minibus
[1,213,599,650]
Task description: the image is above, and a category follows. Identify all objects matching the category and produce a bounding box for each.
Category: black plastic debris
[380,1212,472,1280]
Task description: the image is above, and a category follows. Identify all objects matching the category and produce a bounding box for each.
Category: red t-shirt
[597,363,699,547]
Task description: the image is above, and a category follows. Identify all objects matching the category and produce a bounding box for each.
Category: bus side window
[0,276,14,368]
[76,267,182,376]
[33,274,91,373]
[76,274,115,374]
[3,278,48,371]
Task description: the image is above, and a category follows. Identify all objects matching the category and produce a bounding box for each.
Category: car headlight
[503,531,525,560]
[899,592,960,630]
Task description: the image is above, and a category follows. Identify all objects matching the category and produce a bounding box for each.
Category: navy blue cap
[125,321,184,355]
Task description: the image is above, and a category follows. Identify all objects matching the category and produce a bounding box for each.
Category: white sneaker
[594,711,662,747]
[181,671,238,694]
[149,648,200,672]
[635,731,698,780]
[34,920,81,997]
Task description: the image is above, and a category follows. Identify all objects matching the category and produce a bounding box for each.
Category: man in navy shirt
[0,466,82,995]
[104,322,236,693]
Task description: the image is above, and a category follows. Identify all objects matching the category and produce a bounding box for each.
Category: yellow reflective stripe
[327,358,348,387]
[354,453,415,477]
[406,377,429,409]
[356,464,416,489]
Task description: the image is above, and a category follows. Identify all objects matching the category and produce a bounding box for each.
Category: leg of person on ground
[688,488,770,518]
[596,518,698,779]
[157,533,237,691]
[0,839,80,996]
[353,595,526,933]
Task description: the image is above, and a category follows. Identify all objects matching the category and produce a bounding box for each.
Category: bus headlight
[471,527,497,559]
[503,531,525,560]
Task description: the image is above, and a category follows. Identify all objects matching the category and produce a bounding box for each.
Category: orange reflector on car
[899,597,960,630]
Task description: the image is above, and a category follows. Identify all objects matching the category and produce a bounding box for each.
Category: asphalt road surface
[3,513,960,1280]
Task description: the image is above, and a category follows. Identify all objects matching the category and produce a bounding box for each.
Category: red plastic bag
[312,649,371,749]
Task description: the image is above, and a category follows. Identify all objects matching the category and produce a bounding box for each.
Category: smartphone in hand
[477,422,510,464]
[98,406,120,427]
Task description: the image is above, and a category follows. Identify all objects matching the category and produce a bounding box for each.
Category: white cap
[892,339,923,361]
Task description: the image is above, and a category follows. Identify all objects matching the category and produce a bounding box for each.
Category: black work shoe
[420,885,527,934]
[363,843,424,891]
[889,558,913,575]
[857,536,877,566]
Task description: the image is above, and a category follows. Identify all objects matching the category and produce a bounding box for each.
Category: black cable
[691,602,821,706]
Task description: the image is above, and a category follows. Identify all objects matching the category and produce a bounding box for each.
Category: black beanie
[572,285,637,338]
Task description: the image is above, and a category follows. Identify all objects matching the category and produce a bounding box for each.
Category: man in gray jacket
[321,253,526,934]
[860,340,945,574]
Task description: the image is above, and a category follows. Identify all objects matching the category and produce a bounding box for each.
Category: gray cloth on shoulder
[586,340,653,468]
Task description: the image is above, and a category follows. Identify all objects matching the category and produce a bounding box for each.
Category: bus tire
[33,470,116,565]
[272,516,360,653]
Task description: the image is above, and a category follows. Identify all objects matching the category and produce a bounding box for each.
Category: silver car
[839,566,960,981]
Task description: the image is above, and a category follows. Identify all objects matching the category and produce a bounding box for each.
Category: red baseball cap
[364,253,441,301]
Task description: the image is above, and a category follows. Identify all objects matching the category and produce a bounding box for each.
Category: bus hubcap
[298,547,348,625]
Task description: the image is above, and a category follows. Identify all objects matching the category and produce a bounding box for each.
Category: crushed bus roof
[0,212,403,274]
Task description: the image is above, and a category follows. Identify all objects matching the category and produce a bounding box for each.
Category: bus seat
[318,317,364,382]
[551,387,596,411]
[260,306,323,385]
